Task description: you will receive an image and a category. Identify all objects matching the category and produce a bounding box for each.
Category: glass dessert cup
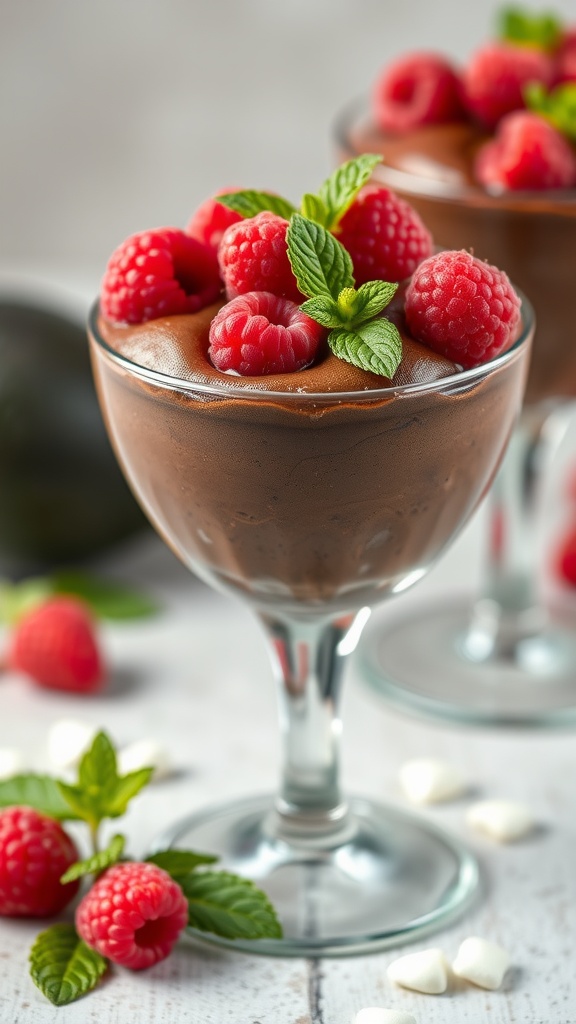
[88,301,531,956]
[337,101,576,727]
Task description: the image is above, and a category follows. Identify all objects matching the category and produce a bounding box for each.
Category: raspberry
[405,250,521,369]
[76,862,188,970]
[555,527,576,586]
[101,228,221,325]
[218,212,303,303]
[209,291,325,375]
[0,807,79,917]
[462,43,553,129]
[475,111,576,191]
[372,52,465,134]
[336,185,433,286]
[9,597,104,694]
[186,190,242,253]
[554,29,576,84]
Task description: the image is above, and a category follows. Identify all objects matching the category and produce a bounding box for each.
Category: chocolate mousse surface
[340,111,576,405]
[91,300,529,616]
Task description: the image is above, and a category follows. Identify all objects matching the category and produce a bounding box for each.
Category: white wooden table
[1,513,575,1024]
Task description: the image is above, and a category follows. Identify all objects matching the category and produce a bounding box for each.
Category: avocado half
[0,300,148,576]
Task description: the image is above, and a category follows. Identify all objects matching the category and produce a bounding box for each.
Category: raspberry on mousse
[475,110,576,191]
[218,211,303,304]
[372,51,465,134]
[186,190,243,253]
[461,42,553,129]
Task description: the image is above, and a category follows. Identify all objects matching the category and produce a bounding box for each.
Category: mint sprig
[287,215,403,379]
[30,925,107,1007]
[217,190,296,220]
[181,870,282,941]
[146,848,219,879]
[57,732,153,831]
[60,834,126,883]
[498,6,563,51]
[0,774,81,820]
[525,81,576,142]
[0,571,157,626]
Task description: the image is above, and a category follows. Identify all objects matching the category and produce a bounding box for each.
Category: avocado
[0,300,148,575]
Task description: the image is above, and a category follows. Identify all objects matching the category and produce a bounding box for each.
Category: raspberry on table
[9,597,105,694]
[405,250,521,369]
[218,212,303,303]
[208,291,325,376]
[0,807,79,917]
[186,190,242,253]
[100,228,222,325]
[372,51,465,134]
[336,185,433,286]
[462,43,553,129]
[75,862,188,970]
[475,111,576,191]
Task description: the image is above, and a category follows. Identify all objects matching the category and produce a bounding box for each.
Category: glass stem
[258,608,371,840]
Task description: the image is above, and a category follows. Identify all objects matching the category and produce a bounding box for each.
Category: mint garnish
[217,190,296,220]
[498,6,563,50]
[0,774,82,820]
[146,848,219,879]
[287,214,403,379]
[29,924,107,1007]
[317,153,382,229]
[60,834,126,884]
[182,870,282,941]
[0,571,157,626]
[525,81,576,142]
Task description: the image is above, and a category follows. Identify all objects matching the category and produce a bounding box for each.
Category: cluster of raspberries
[372,30,576,191]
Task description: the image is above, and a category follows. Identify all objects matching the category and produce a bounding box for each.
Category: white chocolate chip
[399,758,467,804]
[354,1010,417,1024]
[117,738,172,781]
[466,799,535,842]
[387,947,448,994]
[47,719,97,771]
[0,748,25,780]
[452,936,511,990]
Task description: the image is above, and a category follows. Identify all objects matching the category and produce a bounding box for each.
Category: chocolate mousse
[90,298,529,615]
[338,111,576,405]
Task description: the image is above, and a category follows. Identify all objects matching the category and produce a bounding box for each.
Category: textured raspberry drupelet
[475,111,576,191]
[9,597,104,694]
[336,185,433,286]
[76,862,188,970]
[372,52,465,133]
[462,43,553,129]
[100,228,222,325]
[0,807,79,917]
[186,190,242,253]
[209,291,325,376]
[405,250,521,369]
[218,212,303,303]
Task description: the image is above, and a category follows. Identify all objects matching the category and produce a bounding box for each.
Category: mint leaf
[29,924,107,1006]
[318,154,381,229]
[343,280,398,326]
[146,849,219,880]
[60,834,125,883]
[0,774,81,820]
[300,192,330,226]
[57,732,153,827]
[287,214,354,300]
[182,870,282,941]
[329,318,403,378]
[498,6,563,51]
[217,190,296,220]
[52,571,158,620]
[0,578,53,625]
[525,81,576,142]
[301,294,345,328]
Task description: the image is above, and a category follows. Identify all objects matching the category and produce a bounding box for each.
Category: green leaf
[182,870,283,941]
[146,848,219,880]
[29,924,107,1006]
[0,578,53,626]
[287,214,354,301]
[300,192,330,226]
[52,571,158,621]
[343,280,398,326]
[60,834,125,883]
[216,190,296,220]
[104,768,154,816]
[329,318,403,378]
[301,294,345,328]
[318,154,382,229]
[525,81,576,142]
[57,732,153,826]
[0,774,81,820]
[498,6,563,51]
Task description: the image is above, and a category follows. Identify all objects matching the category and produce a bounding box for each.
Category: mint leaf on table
[287,214,354,300]
[51,571,158,621]
[498,6,563,50]
[61,834,126,884]
[525,81,576,142]
[29,924,107,1007]
[217,190,297,220]
[317,153,381,230]
[0,774,81,820]
[57,732,153,827]
[181,870,283,941]
[146,849,219,880]
[0,578,53,626]
[329,318,403,378]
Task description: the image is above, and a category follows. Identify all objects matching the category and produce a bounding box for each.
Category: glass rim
[334,97,576,210]
[88,294,534,404]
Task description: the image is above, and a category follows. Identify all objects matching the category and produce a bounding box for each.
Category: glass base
[360,597,576,727]
[153,793,478,957]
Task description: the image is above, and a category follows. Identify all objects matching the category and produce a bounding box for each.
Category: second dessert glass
[338,105,576,727]
[89,299,532,956]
